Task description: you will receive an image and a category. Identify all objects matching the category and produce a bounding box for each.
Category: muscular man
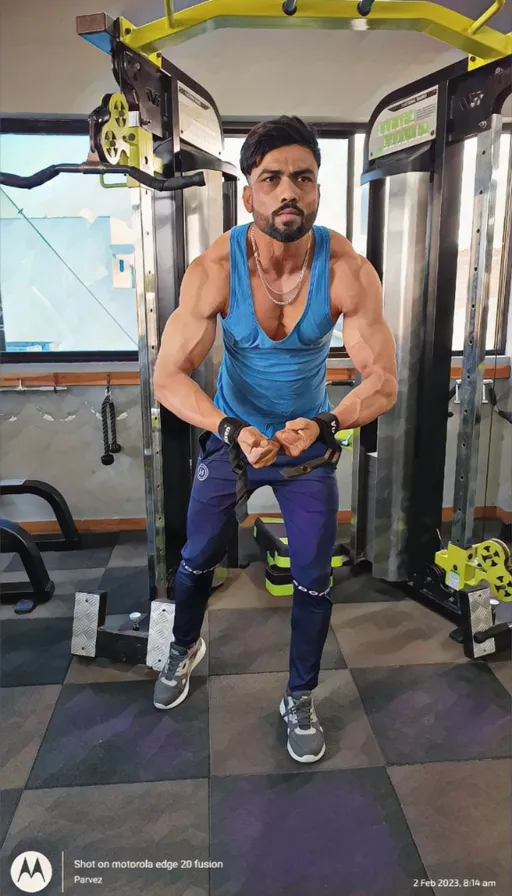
[152,116,397,763]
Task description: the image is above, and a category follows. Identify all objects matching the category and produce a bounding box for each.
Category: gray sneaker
[280,691,326,763]
[153,637,206,710]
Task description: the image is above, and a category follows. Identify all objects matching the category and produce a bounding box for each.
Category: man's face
[243,144,320,243]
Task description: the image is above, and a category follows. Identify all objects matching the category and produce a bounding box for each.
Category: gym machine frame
[98,1,512,72]
[1,1,510,667]
[350,54,512,659]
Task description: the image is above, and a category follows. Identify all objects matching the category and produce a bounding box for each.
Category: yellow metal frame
[116,1,511,70]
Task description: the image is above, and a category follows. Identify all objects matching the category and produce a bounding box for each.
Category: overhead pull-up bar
[79,1,512,70]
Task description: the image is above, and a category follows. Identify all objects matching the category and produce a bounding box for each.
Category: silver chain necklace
[250,225,312,307]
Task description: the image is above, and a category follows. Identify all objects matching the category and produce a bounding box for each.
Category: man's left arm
[331,256,397,429]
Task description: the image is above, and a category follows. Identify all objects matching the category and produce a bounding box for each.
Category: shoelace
[164,648,189,680]
[282,695,315,730]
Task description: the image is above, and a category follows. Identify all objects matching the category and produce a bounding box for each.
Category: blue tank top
[213,222,336,439]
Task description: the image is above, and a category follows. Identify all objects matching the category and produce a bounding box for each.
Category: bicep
[341,261,396,378]
[154,259,222,380]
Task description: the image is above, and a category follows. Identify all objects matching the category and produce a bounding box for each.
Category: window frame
[0,114,138,364]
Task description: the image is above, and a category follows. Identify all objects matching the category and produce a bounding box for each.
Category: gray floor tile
[108,539,149,568]
[209,563,293,609]
[1,686,61,788]
[208,607,345,675]
[389,760,511,896]
[209,669,384,776]
[331,600,466,667]
[2,780,209,895]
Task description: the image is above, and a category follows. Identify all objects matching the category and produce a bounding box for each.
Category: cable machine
[351,54,512,659]
[1,1,510,668]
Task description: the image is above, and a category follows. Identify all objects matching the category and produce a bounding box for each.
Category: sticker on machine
[369,86,438,160]
[177,82,223,157]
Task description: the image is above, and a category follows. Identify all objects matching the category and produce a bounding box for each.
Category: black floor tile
[331,567,406,603]
[352,663,512,764]
[208,607,345,675]
[26,677,209,788]
[0,789,22,846]
[0,617,73,687]
[99,566,150,614]
[4,546,114,572]
[210,769,427,896]
[36,531,119,550]
[116,530,147,545]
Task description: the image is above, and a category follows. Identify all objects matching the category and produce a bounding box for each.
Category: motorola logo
[10,852,53,893]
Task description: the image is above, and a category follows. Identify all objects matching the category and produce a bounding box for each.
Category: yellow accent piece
[279,537,289,545]
[435,538,512,602]
[118,16,163,67]
[97,93,163,187]
[118,2,511,66]
[336,429,354,448]
[259,517,284,524]
[468,1,506,35]
[332,554,344,568]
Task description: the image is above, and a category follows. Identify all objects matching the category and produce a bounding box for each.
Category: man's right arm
[153,253,226,434]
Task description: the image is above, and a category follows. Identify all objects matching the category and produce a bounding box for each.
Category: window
[223,134,349,350]
[0,127,138,357]
[453,133,511,353]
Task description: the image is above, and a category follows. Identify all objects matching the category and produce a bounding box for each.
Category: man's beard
[252,204,318,243]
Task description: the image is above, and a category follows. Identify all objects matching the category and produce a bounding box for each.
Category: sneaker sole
[279,698,326,764]
[153,638,207,710]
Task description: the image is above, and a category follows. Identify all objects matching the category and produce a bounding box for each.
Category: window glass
[0,133,138,353]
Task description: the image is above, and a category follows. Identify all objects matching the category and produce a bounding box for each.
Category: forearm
[155,370,224,433]
[332,372,397,429]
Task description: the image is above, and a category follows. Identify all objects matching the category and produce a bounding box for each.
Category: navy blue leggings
[172,434,339,692]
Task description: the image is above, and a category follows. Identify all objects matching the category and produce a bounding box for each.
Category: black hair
[240,115,321,179]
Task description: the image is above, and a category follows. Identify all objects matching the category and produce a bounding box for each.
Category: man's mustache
[273,204,304,217]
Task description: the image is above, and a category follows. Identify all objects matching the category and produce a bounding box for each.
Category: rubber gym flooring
[1,528,511,896]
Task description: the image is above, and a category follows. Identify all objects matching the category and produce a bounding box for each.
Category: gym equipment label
[369,87,438,159]
[178,83,223,157]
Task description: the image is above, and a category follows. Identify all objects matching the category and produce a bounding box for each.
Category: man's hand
[274,418,320,457]
[237,426,281,468]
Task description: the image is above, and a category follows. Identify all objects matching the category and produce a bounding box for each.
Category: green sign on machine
[369,87,438,159]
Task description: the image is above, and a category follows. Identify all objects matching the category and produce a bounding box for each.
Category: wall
[1,374,509,524]
[0,382,144,523]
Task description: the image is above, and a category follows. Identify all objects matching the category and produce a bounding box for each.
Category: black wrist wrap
[217,417,251,524]
[313,412,340,443]
[218,417,250,446]
[312,412,341,465]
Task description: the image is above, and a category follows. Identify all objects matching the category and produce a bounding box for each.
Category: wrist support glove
[312,412,340,443]
[218,417,250,446]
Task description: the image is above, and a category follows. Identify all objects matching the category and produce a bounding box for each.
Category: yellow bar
[119,1,511,64]
[469,1,506,36]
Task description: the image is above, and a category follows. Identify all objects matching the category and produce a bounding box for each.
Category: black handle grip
[474,622,512,644]
[0,164,206,193]
[357,0,375,15]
